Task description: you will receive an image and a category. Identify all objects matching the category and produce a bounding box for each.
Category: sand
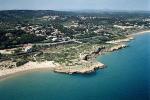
[0,61,60,79]
[106,30,150,44]
[127,30,150,37]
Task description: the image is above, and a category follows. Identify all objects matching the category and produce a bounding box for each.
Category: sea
[0,33,149,100]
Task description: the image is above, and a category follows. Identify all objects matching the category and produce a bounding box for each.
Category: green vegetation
[0,10,149,69]
[34,43,104,66]
[0,30,45,49]
[16,59,28,67]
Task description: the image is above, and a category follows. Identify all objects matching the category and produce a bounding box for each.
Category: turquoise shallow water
[0,33,150,100]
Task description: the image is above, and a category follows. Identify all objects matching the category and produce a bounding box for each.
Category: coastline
[0,30,150,78]
[106,30,150,44]
[0,61,60,80]
[53,44,127,74]
[54,61,105,74]
[127,30,150,37]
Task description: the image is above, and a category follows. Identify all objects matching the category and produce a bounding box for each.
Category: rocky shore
[48,31,150,75]
[108,44,127,52]
[54,61,105,74]
[53,43,128,74]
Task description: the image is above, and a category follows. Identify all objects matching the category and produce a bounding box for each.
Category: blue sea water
[0,33,150,100]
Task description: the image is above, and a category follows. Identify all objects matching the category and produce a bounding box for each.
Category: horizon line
[0,9,149,12]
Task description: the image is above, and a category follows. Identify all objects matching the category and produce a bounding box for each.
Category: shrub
[16,59,28,67]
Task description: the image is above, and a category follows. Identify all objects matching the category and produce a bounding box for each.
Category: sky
[0,0,149,11]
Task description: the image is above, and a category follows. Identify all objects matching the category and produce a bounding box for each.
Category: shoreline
[0,61,60,80]
[106,30,150,44]
[54,61,105,74]
[0,30,150,79]
[0,67,52,81]
[127,30,150,37]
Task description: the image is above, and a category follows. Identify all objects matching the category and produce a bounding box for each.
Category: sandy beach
[0,61,60,79]
[106,37,134,44]
[127,30,150,37]
[106,30,150,45]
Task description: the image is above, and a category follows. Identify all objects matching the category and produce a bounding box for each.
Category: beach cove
[0,30,149,77]
[0,32,149,100]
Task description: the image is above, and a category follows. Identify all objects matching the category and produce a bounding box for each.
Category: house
[24,44,33,53]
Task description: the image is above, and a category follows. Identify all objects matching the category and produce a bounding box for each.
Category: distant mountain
[0,10,149,22]
[0,10,74,18]
[68,9,150,13]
